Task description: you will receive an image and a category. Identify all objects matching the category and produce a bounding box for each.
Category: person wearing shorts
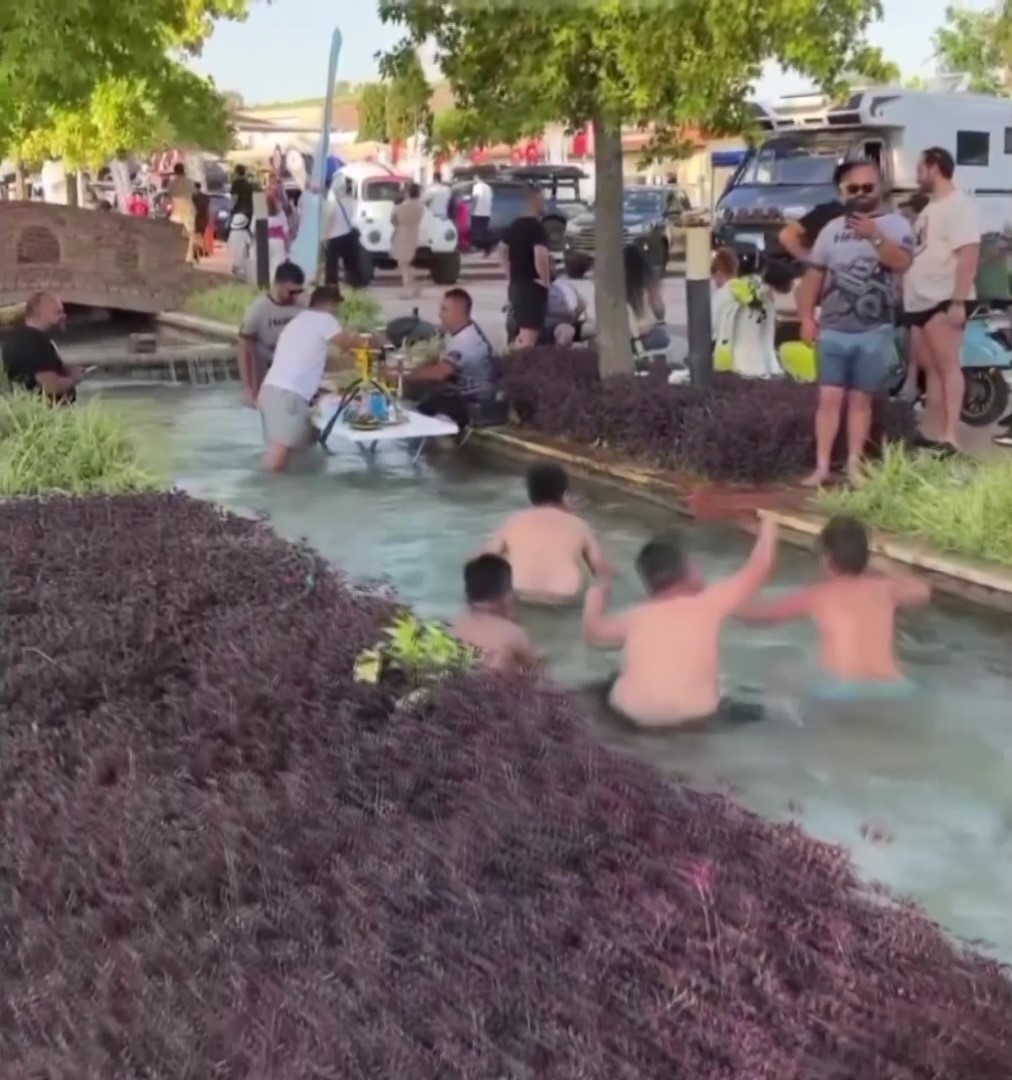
[499,185,551,348]
[796,160,914,486]
[258,287,380,473]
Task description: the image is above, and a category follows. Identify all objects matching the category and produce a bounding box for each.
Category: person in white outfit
[265,191,291,281]
[424,169,452,219]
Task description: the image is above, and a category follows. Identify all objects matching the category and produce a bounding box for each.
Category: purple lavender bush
[499,350,917,484]
[1,493,1009,1079]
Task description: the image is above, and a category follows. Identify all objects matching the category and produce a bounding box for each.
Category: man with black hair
[582,519,778,728]
[452,554,539,673]
[738,515,930,701]
[796,158,913,485]
[484,463,608,604]
[776,161,849,262]
[237,261,307,407]
[904,146,981,451]
[257,285,381,472]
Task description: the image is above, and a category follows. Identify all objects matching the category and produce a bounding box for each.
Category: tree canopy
[378,0,896,375]
[354,54,432,144]
[0,0,250,162]
[933,4,1012,95]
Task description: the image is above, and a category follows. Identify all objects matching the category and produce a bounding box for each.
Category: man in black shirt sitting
[499,185,552,348]
[2,292,81,402]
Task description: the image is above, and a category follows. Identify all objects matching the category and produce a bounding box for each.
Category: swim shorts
[584,674,765,729]
[817,325,895,393]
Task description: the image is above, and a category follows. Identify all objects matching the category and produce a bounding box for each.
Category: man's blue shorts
[817,325,895,393]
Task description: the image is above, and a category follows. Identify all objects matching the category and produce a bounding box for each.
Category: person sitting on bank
[625,244,669,353]
[582,520,777,728]
[237,262,306,408]
[546,271,588,345]
[258,286,383,473]
[484,463,609,605]
[1,292,81,403]
[737,515,929,702]
[408,287,496,434]
[452,554,541,674]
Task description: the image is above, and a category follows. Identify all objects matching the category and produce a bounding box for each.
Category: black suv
[454,164,590,254]
[562,184,690,278]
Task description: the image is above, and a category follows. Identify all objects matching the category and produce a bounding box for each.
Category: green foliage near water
[0,388,158,497]
[354,612,477,685]
[816,444,1012,568]
[183,284,384,333]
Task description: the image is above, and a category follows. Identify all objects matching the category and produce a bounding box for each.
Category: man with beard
[796,159,913,486]
[1,292,81,403]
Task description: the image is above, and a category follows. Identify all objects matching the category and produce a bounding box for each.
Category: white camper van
[713,86,1012,268]
[328,161,461,285]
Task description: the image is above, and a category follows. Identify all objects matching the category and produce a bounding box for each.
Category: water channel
[90,382,1012,963]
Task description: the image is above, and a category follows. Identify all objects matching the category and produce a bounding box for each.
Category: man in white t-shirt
[424,170,452,219]
[258,286,378,472]
[903,146,981,450]
[470,176,493,254]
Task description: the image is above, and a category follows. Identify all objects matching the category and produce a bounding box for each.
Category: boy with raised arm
[582,519,778,728]
[485,463,609,604]
[738,515,929,700]
[453,554,541,675]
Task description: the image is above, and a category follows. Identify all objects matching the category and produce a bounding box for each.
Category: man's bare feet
[801,470,830,488]
[846,458,864,486]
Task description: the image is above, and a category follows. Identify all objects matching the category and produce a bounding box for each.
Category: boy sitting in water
[453,553,540,674]
[485,463,609,604]
[738,515,930,698]
[582,519,778,728]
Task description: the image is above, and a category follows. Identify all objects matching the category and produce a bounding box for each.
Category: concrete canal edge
[154,311,1012,614]
[473,428,1012,615]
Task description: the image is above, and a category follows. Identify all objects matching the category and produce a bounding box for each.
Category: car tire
[351,248,375,288]
[430,250,462,285]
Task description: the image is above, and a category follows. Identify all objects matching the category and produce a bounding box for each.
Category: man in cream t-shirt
[258,286,380,473]
[903,146,981,450]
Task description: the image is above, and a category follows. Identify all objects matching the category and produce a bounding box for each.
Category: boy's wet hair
[635,534,689,595]
[464,554,513,604]
[820,515,869,575]
[526,463,569,506]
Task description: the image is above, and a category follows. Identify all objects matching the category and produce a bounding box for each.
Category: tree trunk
[13,161,26,200]
[591,115,633,376]
[66,172,79,207]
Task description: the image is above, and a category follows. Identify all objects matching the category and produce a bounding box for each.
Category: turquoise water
[94,384,1012,962]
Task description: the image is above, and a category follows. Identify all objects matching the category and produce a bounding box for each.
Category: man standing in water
[237,262,306,408]
[582,520,777,728]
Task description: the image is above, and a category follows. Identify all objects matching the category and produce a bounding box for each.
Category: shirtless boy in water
[582,520,778,728]
[452,553,540,674]
[738,515,930,696]
[485,463,608,604]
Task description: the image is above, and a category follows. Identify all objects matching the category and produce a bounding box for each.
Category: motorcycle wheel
[961,368,1011,427]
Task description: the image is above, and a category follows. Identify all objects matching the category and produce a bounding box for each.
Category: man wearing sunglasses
[237,261,306,408]
[796,159,913,486]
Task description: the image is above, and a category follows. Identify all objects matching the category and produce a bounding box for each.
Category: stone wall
[0,203,197,315]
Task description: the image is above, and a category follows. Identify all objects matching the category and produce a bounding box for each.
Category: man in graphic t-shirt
[237,262,306,407]
[903,146,981,451]
[796,159,913,486]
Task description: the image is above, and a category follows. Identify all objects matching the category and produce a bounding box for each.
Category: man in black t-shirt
[778,199,846,262]
[2,292,80,402]
[499,185,552,348]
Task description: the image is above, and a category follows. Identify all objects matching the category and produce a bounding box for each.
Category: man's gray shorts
[258,385,313,448]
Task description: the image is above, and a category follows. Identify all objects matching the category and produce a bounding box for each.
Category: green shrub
[816,444,1012,567]
[182,282,384,332]
[0,390,158,497]
[0,304,25,327]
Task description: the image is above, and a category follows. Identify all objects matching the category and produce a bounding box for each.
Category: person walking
[323,179,362,288]
[470,175,493,254]
[166,163,196,263]
[391,183,424,298]
[265,192,291,281]
[625,244,669,353]
[796,159,913,486]
[498,185,551,348]
[424,169,452,219]
[192,182,211,263]
[903,147,981,451]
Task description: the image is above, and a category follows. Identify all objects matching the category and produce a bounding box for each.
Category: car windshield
[623,189,665,215]
[492,186,528,212]
[737,134,856,186]
[362,179,406,202]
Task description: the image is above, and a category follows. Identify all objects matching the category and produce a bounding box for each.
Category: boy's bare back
[452,609,536,674]
[488,507,605,603]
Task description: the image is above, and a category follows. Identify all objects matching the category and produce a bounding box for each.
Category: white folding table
[313,395,459,463]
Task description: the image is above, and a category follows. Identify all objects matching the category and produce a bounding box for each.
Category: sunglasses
[844,183,876,195]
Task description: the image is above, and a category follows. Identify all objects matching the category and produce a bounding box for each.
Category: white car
[329,163,461,285]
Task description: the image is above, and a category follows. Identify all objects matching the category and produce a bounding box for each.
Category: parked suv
[562,184,690,278]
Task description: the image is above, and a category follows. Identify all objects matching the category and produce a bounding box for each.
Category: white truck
[712,86,1012,268]
[328,161,461,285]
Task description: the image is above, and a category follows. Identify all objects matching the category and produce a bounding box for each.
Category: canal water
[93,383,1012,963]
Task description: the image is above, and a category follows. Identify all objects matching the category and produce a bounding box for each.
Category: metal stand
[685,224,714,388]
[255,218,270,289]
